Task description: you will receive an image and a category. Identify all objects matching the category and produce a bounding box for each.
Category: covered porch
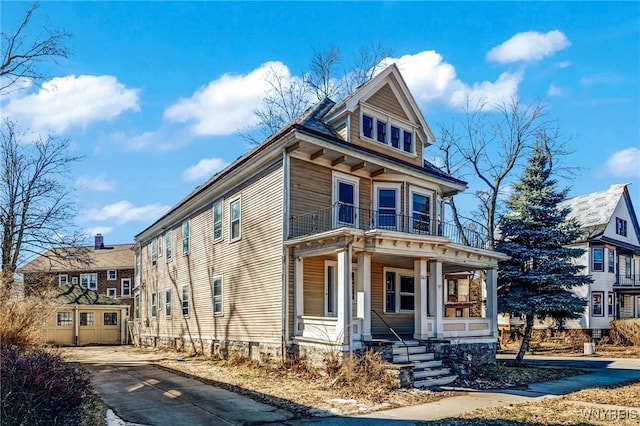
[287,229,505,355]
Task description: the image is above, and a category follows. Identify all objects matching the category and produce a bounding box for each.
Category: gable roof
[55,283,126,306]
[560,183,640,243]
[18,244,134,274]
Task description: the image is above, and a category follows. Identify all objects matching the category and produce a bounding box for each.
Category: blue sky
[2,1,639,246]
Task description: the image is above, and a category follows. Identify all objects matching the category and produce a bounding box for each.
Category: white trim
[409,185,435,234]
[229,197,242,242]
[165,231,173,262]
[58,274,68,286]
[80,273,97,290]
[212,199,223,242]
[182,219,190,255]
[383,267,415,313]
[360,105,417,155]
[332,171,359,228]
[121,278,132,297]
[212,275,224,316]
[373,182,402,231]
[324,260,338,317]
[107,270,117,281]
[107,287,117,298]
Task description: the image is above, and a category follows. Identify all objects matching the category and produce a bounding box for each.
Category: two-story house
[133,65,508,370]
[559,184,640,336]
[19,234,135,316]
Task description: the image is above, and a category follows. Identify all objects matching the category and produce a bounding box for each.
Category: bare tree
[0,1,72,95]
[437,97,551,249]
[242,42,393,144]
[1,120,85,288]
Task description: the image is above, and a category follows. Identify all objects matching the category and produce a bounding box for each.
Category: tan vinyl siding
[300,256,334,317]
[367,83,408,120]
[290,157,332,216]
[139,164,284,344]
[370,261,414,335]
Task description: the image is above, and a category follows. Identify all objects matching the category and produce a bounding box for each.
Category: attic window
[361,110,415,155]
[616,217,627,237]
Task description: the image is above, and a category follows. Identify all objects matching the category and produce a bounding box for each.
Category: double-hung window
[374,183,400,230]
[410,187,432,235]
[151,292,157,318]
[165,288,172,317]
[361,110,415,154]
[608,249,615,273]
[616,217,627,237]
[362,115,373,138]
[151,239,157,265]
[608,293,615,317]
[332,172,359,227]
[165,231,172,261]
[384,268,415,313]
[58,274,68,286]
[376,121,386,143]
[213,200,223,241]
[403,131,413,153]
[230,199,241,241]
[108,270,117,281]
[182,220,190,254]
[121,278,131,297]
[182,285,189,316]
[592,291,603,316]
[212,276,223,315]
[80,273,97,290]
[390,126,400,148]
[592,248,603,272]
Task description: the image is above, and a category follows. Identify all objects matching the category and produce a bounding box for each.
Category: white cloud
[3,75,140,134]
[547,83,564,97]
[603,148,640,178]
[487,30,570,64]
[164,61,290,136]
[182,158,229,182]
[78,200,170,225]
[85,226,114,237]
[580,73,625,86]
[75,174,115,192]
[387,51,523,111]
[557,61,572,69]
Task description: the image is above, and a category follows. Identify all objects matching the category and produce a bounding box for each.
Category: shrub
[609,319,640,346]
[0,346,93,426]
[329,351,398,403]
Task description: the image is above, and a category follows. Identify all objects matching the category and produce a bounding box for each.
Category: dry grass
[455,363,585,390]
[426,379,640,425]
[499,339,640,358]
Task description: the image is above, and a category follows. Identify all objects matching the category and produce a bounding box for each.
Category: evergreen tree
[496,144,590,364]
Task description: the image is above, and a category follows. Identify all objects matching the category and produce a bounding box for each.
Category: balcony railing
[289,204,487,249]
[615,274,640,288]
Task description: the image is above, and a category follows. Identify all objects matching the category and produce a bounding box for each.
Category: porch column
[430,260,444,338]
[356,252,372,341]
[485,268,499,337]
[336,247,352,347]
[414,257,428,340]
[294,257,304,336]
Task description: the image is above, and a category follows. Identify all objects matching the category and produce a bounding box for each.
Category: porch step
[414,367,452,379]
[392,344,427,356]
[392,351,434,363]
[414,374,458,388]
[388,340,458,389]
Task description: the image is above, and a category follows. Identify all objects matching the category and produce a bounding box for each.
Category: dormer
[324,64,435,168]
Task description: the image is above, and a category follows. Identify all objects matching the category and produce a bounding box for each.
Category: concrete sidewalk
[64,347,639,426]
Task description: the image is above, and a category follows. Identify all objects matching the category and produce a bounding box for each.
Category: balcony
[615,274,640,289]
[289,203,487,249]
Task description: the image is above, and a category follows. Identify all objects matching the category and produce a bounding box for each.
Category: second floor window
[108,270,117,280]
[121,278,131,297]
[80,273,97,290]
[151,239,157,265]
[230,199,241,240]
[213,200,223,241]
[165,231,172,261]
[592,248,603,272]
[608,249,615,273]
[376,187,398,230]
[182,220,190,254]
[411,190,431,235]
[616,217,627,236]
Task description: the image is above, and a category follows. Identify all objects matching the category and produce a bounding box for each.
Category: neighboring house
[43,283,128,346]
[133,65,508,367]
[558,184,640,336]
[18,234,135,317]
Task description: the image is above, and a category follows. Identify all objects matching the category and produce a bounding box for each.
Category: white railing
[442,318,492,337]
[297,316,362,343]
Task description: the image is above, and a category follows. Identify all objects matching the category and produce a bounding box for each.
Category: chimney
[94,234,104,250]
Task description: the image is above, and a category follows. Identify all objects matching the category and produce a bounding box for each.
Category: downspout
[281,150,290,360]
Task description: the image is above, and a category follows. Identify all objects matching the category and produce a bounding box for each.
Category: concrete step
[411,360,442,370]
[414,374,458,388]
[392,345,427,356]
[392,352,435,363]
[414,367,452,380]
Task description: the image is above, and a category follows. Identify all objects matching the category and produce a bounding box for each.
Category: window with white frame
[121,278,131,297]
[80,312,94,326]
[57,312,72,326]
[58,274,68,286]
[71,277,78,285]
[332,172,359,227]
[373,183,401,231]
[80,273,97,290]
[410,187,432,235]
[592,291,603,316]
[157,236,162,258]
[182,220,190,254]
[608,293,614,317]
[608,249,615,273]
[624,255,632,279]
[108,270,117,281]
[360,110,415,154]
[592,248,604,272]
[212,276,223,315]
[384,268,415,313]
[135,251,141,287]
[230,199,241,241]
[107,288,116,298]
[165,288,172,317]
[151,292,157,318]
[213,200,223,241]
[151,239,157,265]
[165,231,172,261]
[182,285,189,316]
[325,261,337,317]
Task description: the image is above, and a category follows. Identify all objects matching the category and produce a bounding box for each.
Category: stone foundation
[423,339,497,365]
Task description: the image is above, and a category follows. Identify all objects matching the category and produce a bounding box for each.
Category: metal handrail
[372,309,410,364]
